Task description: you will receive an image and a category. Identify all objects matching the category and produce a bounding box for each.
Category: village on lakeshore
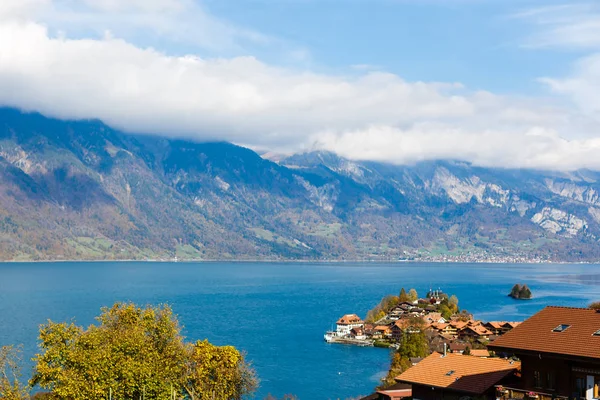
[325,288,521,351]
[330,289,600,400]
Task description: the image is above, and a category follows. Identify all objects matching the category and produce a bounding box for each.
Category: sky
[1,0,600,170]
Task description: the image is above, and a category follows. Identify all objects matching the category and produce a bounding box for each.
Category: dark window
[547,372,556,391]
[534,371,542,388]
[552,324,571,332]
[575,377,585,399]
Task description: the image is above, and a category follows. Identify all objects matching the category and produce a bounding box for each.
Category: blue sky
[1,0,600,169]
[201,0,585,93]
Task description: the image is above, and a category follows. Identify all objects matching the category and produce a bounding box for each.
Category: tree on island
[0,302,258,400]
[509,284,532,299]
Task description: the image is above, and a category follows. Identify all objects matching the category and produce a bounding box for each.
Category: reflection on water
[535,273,600,286]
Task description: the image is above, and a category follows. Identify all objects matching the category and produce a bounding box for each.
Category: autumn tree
[0,346,29,400]
[408,289,418,302]
[398,288,410,302]
[31,302,257,400]
[448,295,459,313]
[183,340,258,400]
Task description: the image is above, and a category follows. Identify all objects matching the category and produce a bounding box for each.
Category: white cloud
[516,3,600,49]
[0,1,599,171]
[541,53,600,115]
[37,0,275,54]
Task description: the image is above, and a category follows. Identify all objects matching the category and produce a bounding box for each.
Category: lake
[0,262,599,399]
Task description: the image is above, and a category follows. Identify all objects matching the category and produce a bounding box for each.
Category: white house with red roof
[336,314,364,336]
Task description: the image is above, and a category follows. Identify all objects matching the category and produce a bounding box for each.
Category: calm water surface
[0,262,599,399]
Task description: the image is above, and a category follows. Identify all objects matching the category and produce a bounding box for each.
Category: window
[593,329,600,336]
[575,377,585,399]
[552,324,571,332]
[446,370,455,376]
[534,371,542,388]
[547,372,556,391]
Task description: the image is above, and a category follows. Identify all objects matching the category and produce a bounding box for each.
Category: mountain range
[1,107,600,262]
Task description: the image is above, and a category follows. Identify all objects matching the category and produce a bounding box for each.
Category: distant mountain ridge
[1,107,600,262]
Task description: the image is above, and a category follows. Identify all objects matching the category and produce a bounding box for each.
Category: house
[488,306,600,400]
[391,320,408,341]
[469,349,491,358]
[484,321,521,335]
[423,312,446,325]
[458,325,493,341]
[350,327,367,340]
[484,321,507,335]
[395,352,520,400]
[336,314,364,336]
[373,325,392,339]
[448,340,468,354]
[430,323,457,336]
[449,320,468,331]
[360,383,412,400]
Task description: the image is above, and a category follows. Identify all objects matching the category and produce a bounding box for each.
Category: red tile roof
[337,314,363,325]
[396,352,520,395]
[488,306,600,360]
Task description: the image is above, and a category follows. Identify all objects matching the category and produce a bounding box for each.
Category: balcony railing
[495,385,569,400]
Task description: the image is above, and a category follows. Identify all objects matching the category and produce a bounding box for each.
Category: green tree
[589,301,600,310]
[463,346,471,356]
[398,288,410,302]
[438,304,452,321]
[0,346,29,400]
[381,327,428,388]
[31,302,257,400]
[408,289,418,302]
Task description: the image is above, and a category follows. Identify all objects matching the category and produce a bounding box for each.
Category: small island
[509,284,532,300]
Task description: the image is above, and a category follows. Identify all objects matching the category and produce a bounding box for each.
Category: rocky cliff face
[1,108,600,261]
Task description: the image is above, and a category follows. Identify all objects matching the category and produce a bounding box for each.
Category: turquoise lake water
[0,262,599,399]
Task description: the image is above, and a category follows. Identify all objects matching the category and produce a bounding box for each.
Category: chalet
[484,321,507,335]
[360,383,412,400]
[488,306,600,400]
[423,312,446,325]
[391,320,408,341]
[449,320,468,331]
[350,327,367,340]
[430,323,457,337]
[336,314,364,336]
[483,321,520,335]
[373,325,392,339]
[458,325,493,341]
[395,352,520,400]
[448,341,468,354]
[469,349,491,358]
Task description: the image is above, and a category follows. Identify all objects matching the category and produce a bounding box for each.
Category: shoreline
[0,258,596,265]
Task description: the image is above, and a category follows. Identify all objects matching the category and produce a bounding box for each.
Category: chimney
[443,342,447,357]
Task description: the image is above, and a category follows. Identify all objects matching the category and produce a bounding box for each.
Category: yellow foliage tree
[0,346,29,400]
[31,302,257,400]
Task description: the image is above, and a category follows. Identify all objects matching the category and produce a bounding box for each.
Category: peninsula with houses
[325,288,521,352]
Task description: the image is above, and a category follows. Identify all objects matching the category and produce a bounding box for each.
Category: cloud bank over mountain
[0,0,599,170]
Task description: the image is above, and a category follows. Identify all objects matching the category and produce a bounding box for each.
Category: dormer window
[552,324,571,332]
